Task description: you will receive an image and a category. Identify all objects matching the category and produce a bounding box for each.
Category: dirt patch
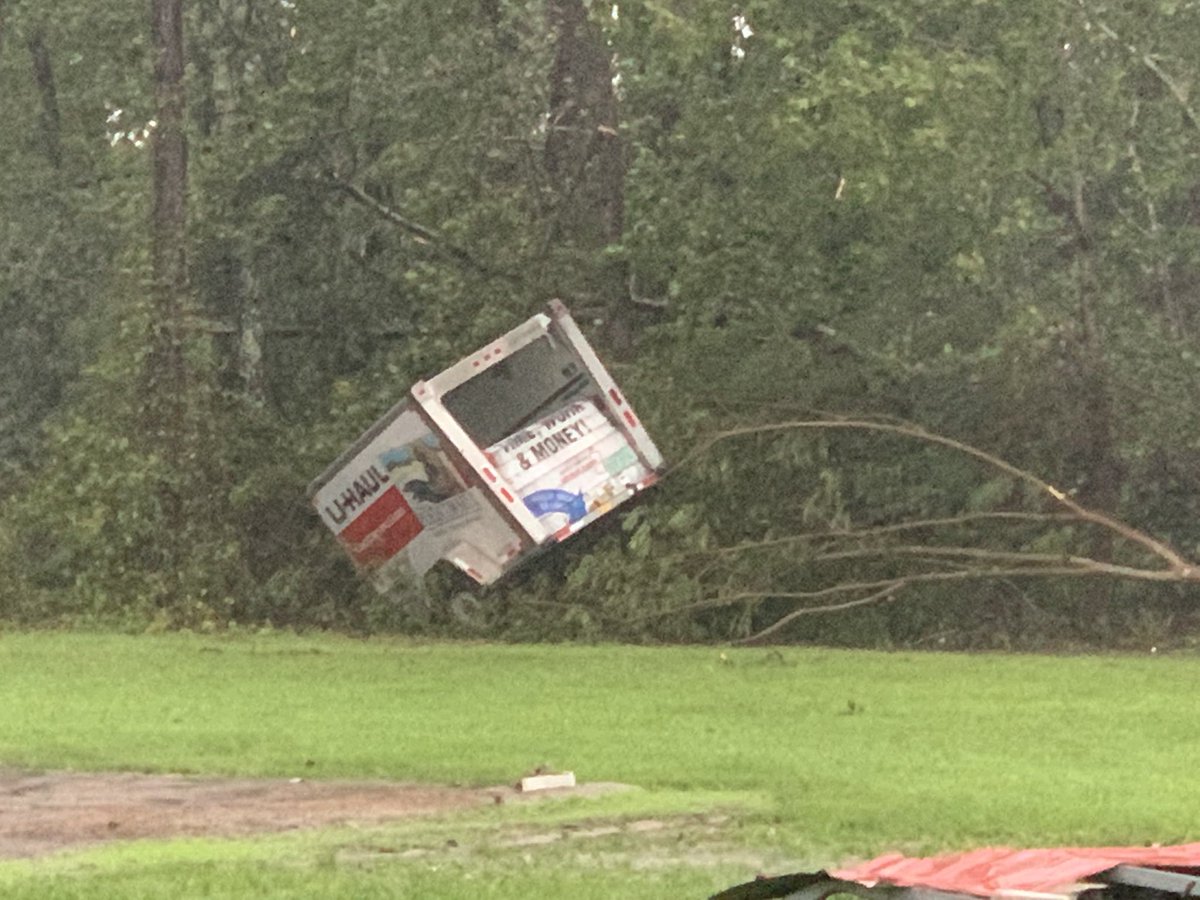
[0,769,630,860]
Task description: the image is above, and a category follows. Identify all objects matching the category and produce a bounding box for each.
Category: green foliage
[1,857,735,900]
[4,0,1200,644]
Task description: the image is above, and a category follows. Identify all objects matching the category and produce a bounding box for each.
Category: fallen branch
[669,512,1079,562]
[734,581,907,645]
[649,415,1200,643]
[626,579,905,627]
[632,565,1107,625]
[730,564,1155,645]
[677,417,1195,574]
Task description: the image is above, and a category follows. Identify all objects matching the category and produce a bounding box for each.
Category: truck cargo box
[308,301,664,589]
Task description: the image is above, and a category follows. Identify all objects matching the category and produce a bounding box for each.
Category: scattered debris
[519,771,577,793]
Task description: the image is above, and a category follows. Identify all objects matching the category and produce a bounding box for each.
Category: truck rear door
[412,300,664,545]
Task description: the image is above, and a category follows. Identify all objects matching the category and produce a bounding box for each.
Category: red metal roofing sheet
[832,844,1200,897]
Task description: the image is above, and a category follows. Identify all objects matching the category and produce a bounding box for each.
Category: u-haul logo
[322,464,390,528]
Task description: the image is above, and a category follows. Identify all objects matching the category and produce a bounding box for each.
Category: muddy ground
[0,769,623,860]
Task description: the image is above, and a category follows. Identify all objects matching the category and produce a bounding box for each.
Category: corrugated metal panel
[832,845,1200,897]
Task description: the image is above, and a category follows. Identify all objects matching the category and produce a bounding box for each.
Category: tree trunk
[544,0,632,353]
[149,0,190,579]
[1069,169,1122,565]
[150,0,188,408]
[27,26,63,169]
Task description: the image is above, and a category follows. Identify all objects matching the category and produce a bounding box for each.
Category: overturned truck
[307,300,664,590]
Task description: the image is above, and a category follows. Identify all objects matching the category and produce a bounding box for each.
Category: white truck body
[308,300,664,589]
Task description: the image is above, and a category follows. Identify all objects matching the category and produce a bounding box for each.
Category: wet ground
[0,769,622,860]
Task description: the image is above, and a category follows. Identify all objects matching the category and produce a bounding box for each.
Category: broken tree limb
[646,415,1200,643]
[678,417,1196,575]
[635,564,1150,628]
[667,512,1081,563]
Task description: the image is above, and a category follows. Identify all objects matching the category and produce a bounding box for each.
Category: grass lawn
[1,632,1197,897]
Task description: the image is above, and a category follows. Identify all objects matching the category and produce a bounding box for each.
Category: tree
[5,0,1200,644]
[544,0,635,351]
[147,0,190,539]
[26,23,63,170]
[496,0,1200,645]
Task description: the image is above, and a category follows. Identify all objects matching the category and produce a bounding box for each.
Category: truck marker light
[623,410,638,428]
[452,558,485,582]
[609,388,623,406]
[482,467,497,482]
[500,487,515,502]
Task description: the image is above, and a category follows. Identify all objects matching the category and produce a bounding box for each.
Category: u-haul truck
[307,300,664,590]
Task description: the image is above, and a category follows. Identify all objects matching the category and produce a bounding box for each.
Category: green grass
[1,632,1198,896]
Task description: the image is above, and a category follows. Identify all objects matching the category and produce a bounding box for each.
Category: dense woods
[3,0,1200,648]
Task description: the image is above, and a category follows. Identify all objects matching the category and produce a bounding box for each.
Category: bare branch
[179,316,409,339]
[1075,2,1200,132]
[327,178,519,283]
[808,544,1193,582]
[678,417,1195,573]
[629,578,908,623]
[648,417,1200,644]
[671,512,1080,562]
[734,581,907,645]
[632,565,1104,625]
[1125,99,1181,335]
[651,564,1166,645]
[1137,53,1200,131]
